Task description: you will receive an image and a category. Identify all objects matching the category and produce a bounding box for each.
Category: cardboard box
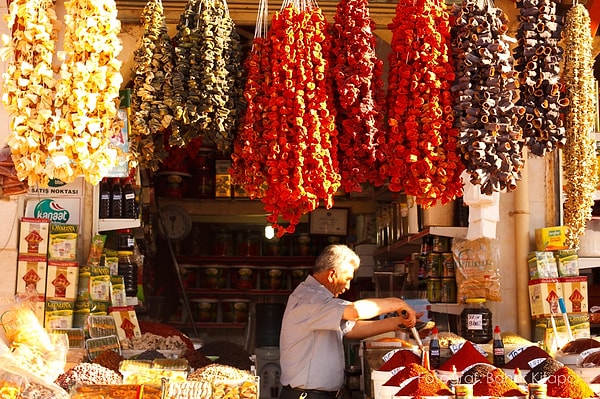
[535,226,569,251]
[46,261,79,301]
[15,256,47,296]
[555,249,579,277]
[109,305,141,341]
[560,276,588,313]
[18,217,50,257]
[44,299,74,329]
[528,251,558,279]
[48,223,78,261]
[534,313,590,355]
[421,200,455,227]
[528,278,562,318]
[215,160,232,198]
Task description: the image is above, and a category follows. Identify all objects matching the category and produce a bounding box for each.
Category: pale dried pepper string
[513,0,567,156]
[230,0,269,200]
[385,0,463,208]
[130,0,175,171]
[1,0,58,186]
[50,0,123,186]
[450,0,524,195]
[562,4,598,249]
[330,0,387,193]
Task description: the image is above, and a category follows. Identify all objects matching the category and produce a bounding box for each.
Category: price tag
[467,313,483,330]
[507,346,527,361]
[382,349,400,363]
[527,357,546,369]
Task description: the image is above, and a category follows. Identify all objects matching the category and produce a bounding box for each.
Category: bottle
[460,298,493,344]
[448,365,459,391]
[122,177,137,219]
[110,178,123,218]
[98,178,111,219]
[118,250,138,297]
[513,368,527,392]
[429,326,441,369]
[493,325,505,367]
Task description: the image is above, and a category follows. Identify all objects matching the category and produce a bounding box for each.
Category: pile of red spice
[472,368,526,397]
[504,345,550,370]
[378,349,421,371]
[438,341,491,372]
[394,374,453,396]
[383,363,432,387]
[546,366,596,399]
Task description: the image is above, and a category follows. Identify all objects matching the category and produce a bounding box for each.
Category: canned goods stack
[423,235,457,303]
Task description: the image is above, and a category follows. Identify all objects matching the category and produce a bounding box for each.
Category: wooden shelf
[373,226,467,258]
[180,288,292,296]
[177,255,317,266]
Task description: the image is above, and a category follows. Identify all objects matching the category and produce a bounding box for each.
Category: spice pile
[438,341,491,372]
[472,368,526,396]
[546,366,597,399]
[377,349,421,371]
[383,363,453,396]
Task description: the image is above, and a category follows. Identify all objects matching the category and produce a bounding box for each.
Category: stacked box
[535,226,569,251]
[109,305,142,341]
[48,224,78,261]
[560,276,588,313]
[528,251,559,279]
[16,218,50,326]
[45,260,79,329]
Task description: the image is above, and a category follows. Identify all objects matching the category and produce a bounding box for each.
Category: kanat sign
[25,198,81,225]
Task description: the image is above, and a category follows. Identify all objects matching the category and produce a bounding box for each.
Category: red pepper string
[385,0,463,208]
[330,0,388,193]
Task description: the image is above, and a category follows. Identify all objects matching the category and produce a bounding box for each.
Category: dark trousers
[279,385,340,399]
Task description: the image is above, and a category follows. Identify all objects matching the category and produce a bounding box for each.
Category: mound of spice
[395,374,453,396]
[472,368,526,397]
[525,358,564,383]
[439,341,491,372]
[378,349,421,371]
[383,363,432,387]
[460,363,496,384]
[504,345,550,370]
[546,366,596,399]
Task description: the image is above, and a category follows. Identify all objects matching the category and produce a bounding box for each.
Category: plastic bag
[452,237,502,303]
[0,361,69,399]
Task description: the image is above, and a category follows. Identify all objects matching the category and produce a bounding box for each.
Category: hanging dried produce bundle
[450,0,524,195]
[230,0,269,199]
[171,0,244,151]
[50,0,124,185]
[258,1,340,236]
[0,0,58,186]
[561,4,598,249]
[385,0,463,207]
[129,0,176,171]
[330,0,387,193]
[513,0,567,156]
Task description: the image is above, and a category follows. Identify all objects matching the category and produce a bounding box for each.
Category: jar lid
[465,298,486,303]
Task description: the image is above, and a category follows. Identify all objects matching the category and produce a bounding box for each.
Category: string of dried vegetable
[129,0,175,171]
[330,0,387,193]
[1,0,58,186]
[230,0,269,200]
[513,0,567,156]
[385,0,463,207]
[259,1,340,236]
[561,4,598,249]
[450,0,524,195]
[50,0,124,185]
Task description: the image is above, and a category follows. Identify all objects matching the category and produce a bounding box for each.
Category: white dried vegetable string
[562,4,598,249]
[1,0,58,186]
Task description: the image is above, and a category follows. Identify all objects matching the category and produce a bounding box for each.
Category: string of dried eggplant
[450,0,524,195]
[1,0,58,186]
[129,0,175,171]
[50,0,124,185]
[513,0,567,156]
[385,0,463,207]
[330,0,387,193]
[561,4,598,249]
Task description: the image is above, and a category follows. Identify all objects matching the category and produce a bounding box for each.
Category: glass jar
[460,298,493,344]
[214,228,234,256]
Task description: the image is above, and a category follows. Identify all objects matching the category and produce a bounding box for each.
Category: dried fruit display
[385,0,463,207]
[2,0,123,186]
[171,0,244,152]
[450,0,524,195]
[561,4,598,249]
[1,0,58,186]
[129,0,175,171]
[330,0,387,193]
[230,0,269,200]
[513,0,567,156]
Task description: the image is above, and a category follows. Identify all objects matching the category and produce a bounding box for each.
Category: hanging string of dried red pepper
[330,0,387,193]
[385,0,463,208]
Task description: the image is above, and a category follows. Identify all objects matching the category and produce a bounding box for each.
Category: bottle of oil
[110,178,123,218]
[99,178,111,219]
[460,298,493,344]
[122,177,137,219]
[493,325,505,367]
[429,326,441,369]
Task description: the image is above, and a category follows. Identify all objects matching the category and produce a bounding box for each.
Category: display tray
[121,349,184,359]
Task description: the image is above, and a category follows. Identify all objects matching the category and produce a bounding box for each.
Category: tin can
[528,383,547,399]
[442,252,455,277]
[427,278,442,303]
[441,278,457,303]
[454,383,473,399]
[432,235,449,252]
[426,253,442,278]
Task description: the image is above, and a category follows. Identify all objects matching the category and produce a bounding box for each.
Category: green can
[426,253,442,278]
[441,278,457,303]
[528,383,547,399]
[427,278,442,303]
[442,252,455,277]
[454,384,473,399]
